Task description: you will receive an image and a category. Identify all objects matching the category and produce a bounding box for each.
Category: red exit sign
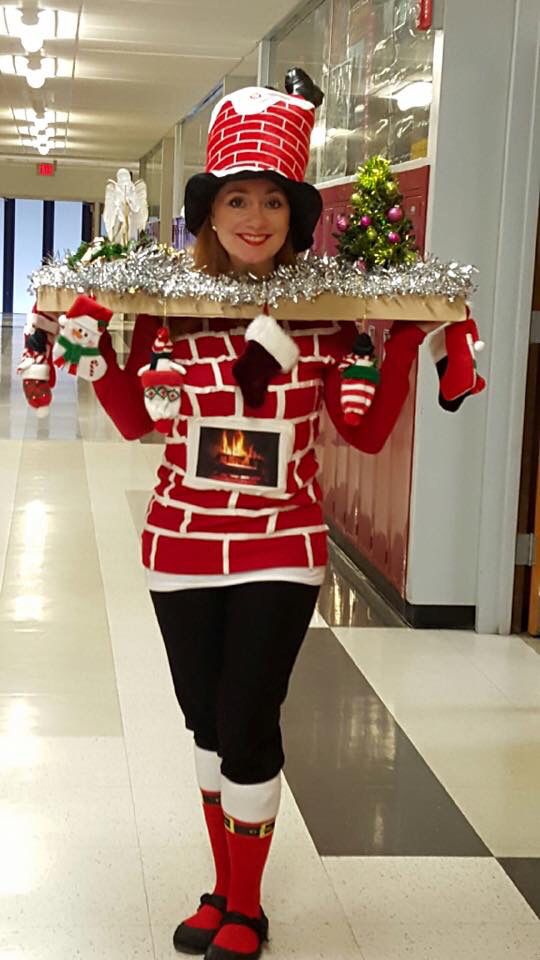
[37,161,56,176]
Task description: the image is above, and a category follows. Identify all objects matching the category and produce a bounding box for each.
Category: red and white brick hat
[185,71,324,252]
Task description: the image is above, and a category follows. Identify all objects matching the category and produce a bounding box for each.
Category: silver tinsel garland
[30,242,477,307]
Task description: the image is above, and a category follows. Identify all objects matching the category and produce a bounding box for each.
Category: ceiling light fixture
[4,7,56,52]
[14,53,56,89]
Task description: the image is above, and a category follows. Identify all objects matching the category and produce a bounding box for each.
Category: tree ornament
[335,156,417,270]
[336,214,349,233]
[387,206,403,223]
[355,258,367,273]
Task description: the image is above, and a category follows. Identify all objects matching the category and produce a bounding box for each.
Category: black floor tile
[283,627,490,857]
[499,859,540,918]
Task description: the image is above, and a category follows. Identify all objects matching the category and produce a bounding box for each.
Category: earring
[211,224,217,232]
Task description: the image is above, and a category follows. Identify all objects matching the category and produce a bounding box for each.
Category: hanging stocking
[53,294,112,381]
[338,332,380,425]
[17,304,59,417]
[429,315,486,412]
[233,311,299,408]
[138,327,186,434]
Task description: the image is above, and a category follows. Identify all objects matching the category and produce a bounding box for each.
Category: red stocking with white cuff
[207,774,281,959]
[233,312,299,408]
[429,315,486,411]
[173,746,229,951]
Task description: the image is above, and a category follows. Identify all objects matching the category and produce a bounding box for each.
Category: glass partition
[322,0,434,178]
[145,141,163,223]
[270,1,331,181]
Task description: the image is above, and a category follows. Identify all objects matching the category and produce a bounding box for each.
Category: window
[322,0,434,179]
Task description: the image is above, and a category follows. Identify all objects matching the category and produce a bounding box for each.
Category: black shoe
[204,910,269,960]
[173,893,228,955]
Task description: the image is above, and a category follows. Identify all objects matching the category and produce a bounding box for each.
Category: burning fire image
[214,430,265,483]
[196,425,280,488]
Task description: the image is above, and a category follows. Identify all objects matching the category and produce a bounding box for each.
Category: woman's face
[211,178,290,275]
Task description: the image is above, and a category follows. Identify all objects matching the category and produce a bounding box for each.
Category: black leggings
[150,581,319,784]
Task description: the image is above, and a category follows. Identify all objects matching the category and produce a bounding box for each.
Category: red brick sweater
[94,316,425,578]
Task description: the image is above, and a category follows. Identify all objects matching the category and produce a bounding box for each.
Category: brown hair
[191,217,296,276]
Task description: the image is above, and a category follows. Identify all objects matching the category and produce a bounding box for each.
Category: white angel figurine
[103,168,148,245]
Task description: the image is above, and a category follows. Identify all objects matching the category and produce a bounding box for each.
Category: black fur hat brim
[184,170,322,253]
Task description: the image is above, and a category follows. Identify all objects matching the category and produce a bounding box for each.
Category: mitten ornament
[53,294,112,381]
[233,312,299,408]
[138,327,186,434]
[338,332,380,425]
[17,304,60,417]
[429,314,486,412]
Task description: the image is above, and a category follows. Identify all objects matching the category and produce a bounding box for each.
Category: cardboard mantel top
[36,286,467,324]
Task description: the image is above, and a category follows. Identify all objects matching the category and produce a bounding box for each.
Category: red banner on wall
[418,0,433,30]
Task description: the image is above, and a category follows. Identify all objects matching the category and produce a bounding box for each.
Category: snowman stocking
[429,315,486,412]
[53,294,112,381]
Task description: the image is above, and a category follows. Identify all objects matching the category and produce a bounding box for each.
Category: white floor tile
[334,627,540,856]
[323,857,540,960]
[0,841,149,927]
[0,925,155,959]
[0,439,22,593]
[441,630,540,708]
[323,857,537,925]
[310,609,329,628]
[356,923,540,960]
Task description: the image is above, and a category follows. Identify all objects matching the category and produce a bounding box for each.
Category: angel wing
[128,179,148,238]
[103,180,122,242]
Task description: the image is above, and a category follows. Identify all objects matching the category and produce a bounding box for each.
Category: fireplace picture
[186,417,293,494]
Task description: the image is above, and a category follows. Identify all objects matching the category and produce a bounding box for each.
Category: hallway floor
[1,315,539,959]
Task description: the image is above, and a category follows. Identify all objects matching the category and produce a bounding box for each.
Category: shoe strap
[200,892,227,913]
[220,910,268,941]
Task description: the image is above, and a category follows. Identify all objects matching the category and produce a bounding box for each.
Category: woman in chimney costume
[87,70,441,960]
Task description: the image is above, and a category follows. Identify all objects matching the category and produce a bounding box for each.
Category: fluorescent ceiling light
[395,81,433,111]
[29,124,55,138]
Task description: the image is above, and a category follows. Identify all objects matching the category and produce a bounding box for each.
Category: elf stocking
[233,312,299,408]
[207,775,281,960]
[138,327,186,434]
[429,315,486,412]
[338,332,380,425]
[173,746,229,954]
[53,294,112,381]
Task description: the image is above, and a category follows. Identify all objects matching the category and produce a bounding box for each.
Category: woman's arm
[323,321,427,454]
[92,314,159,440]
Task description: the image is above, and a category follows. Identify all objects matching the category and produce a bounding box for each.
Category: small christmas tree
[335,156,418,271]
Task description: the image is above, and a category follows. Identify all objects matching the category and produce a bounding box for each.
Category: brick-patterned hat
[185,70,323,252]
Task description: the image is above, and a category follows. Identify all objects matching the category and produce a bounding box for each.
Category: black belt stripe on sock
[223,814,275,838]
[202,791,221,806]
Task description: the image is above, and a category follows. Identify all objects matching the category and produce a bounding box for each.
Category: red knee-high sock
[184,790,230,932]
[211,814,275,954]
